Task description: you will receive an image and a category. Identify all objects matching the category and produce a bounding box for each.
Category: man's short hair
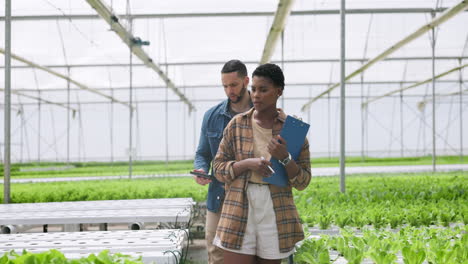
[252,63,285,90]
[221,59,248,78]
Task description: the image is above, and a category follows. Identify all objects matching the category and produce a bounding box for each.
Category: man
[193,59,253,264]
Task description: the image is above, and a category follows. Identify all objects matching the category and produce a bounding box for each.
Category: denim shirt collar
[220,99,231,118]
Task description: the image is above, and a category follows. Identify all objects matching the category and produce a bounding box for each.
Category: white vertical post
[400,90,404,157]
[110,88,114,163]
[431,21,436,172]
[129,20,134,179]
[67,67,70,163]
[339,0,346,193]
[281,30,285,109]
[459,59,464,162]
[3,0,11,204]
[38,92,41,163]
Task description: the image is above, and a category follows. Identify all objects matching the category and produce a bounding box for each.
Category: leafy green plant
[335,213,352,228]
[318,213,332,230]
[295,237,330,264]
[0,249,143,264]
[402,241,426,264]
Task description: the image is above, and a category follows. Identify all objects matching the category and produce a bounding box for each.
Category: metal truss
[363,63,468,106]
[1,8,465,21]
[301,1,468,111]
[86,0,195,112]
[2,56,468,70]
[0,48,132,109]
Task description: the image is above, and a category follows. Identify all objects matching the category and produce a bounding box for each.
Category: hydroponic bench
[0,229,188,264]
[0,198,194,233]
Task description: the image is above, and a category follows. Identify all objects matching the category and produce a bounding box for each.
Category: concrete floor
[185,239,208,264]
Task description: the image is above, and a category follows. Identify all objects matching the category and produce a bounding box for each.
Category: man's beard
[229,84,247,104]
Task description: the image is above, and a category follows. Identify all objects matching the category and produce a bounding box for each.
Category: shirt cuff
[228,161,237,181]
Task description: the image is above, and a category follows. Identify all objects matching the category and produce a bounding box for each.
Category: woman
[213,63,311,264]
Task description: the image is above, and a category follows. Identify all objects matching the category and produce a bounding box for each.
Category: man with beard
[193,59,252,264]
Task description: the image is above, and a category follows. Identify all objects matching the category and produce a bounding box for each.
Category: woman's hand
[268,135,289,160]
[247,158,274,177]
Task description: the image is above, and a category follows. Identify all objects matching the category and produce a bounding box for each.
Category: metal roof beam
[301,0,468,111]
[0,88,78,112]
[9,79,466,93]
[362,63,468,106]
[85,0,195,112]
[1,8,466,21]
[8,93,466,107]
[3,56,468,69]
[0,48,132,109]
[260,0,295,64]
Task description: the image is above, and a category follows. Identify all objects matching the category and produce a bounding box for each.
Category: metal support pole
[67,67,70,163]
[128,19,134,179]
[281,30,285,109]
[4,0,12,204]
[339,0,346,193]
[399,61,408,157]
[38,92,41,163]
[164,65,169,165]
[400,90,404,157]
[183,87,187,159]
[165,82,169,165]
[360,73,365,161]
[327,92,331,158]
[110,88,114,163]
[431,22,436,172]
[193,110,197,157]
[459,59,464,162]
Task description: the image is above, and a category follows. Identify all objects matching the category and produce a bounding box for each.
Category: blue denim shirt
[194,99,246,213]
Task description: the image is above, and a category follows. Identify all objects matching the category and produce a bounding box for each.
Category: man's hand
[193,169,212,186]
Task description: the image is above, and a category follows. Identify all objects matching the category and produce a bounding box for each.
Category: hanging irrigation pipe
[301,0,468,112]
[362,63,468,107]
[86,0,195,112]
[260,0,295,64]
[417,87,468,110]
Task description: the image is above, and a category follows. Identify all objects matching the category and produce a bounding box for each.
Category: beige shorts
[214,183,294,260]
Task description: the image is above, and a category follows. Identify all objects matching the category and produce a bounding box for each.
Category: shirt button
[217,196,220,200]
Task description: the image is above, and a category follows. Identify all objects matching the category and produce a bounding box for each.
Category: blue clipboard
[263,115,310,187]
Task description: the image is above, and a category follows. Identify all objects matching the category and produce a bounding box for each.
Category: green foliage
[0,250,143,264]
[295,226,466,264]
[0,177,208,203]
[294,171,467,229]
[3,155,467,178]
[294,237,330,264]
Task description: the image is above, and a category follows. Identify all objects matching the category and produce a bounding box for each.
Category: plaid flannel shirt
[213,108,311,253]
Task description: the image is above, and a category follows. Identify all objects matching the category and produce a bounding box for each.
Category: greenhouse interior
[1,0,467,263]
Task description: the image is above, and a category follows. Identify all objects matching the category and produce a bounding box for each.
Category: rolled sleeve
[213,124,236,184]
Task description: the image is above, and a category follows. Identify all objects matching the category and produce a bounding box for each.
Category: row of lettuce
[2,226,465,264]
[4,155,467,178]
[1,171,466,263]
[2,172,466,229]
[0,250,143,264]
[295,226,466,264]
